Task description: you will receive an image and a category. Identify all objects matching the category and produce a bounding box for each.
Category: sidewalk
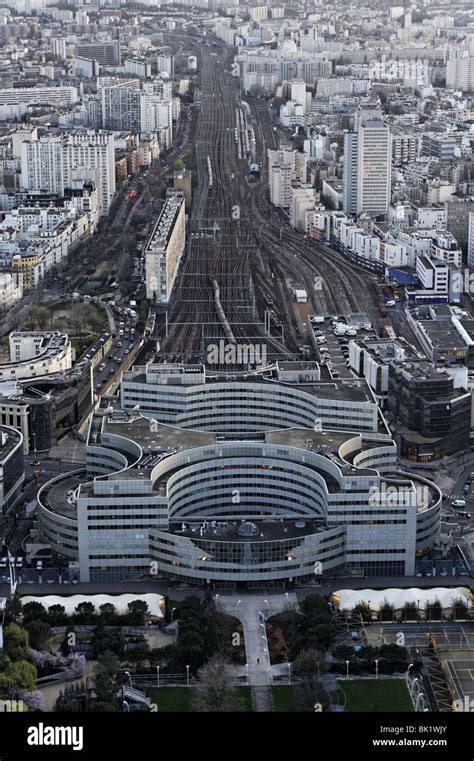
[218,593,299,711]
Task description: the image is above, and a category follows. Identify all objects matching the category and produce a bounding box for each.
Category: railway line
[161,48,296,365]
[161,40,386,366]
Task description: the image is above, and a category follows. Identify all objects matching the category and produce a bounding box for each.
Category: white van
[452,499,466,508]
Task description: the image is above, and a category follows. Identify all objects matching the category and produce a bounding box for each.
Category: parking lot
[311,314,377,380]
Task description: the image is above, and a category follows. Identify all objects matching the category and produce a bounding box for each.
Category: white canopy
[20,593,164,617]
[332,587,471,612]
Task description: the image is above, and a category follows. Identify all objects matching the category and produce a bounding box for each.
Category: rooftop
[169,518,328,543]
[145,191,184,253]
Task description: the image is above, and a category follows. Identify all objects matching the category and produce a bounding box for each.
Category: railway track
[162,48,296,364]
[161,39,387,365]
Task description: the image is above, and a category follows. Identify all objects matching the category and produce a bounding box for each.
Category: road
[2,572,471,600]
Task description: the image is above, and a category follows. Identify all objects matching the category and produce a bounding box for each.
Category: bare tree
[195,654,242,712]
[71,303,89,337]
[293,649,330,712]
[30,305,51,331]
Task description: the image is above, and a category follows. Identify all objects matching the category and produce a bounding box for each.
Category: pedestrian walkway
[218,593,298,711]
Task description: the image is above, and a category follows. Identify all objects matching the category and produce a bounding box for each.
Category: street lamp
[125,670,132,687]
[186,664,190,687]
[288,662,291,684]
[375,659,379,680]
[245,663,249,684]
[236,599,241,614]
[171,607,177,621]
[345,660,350,679]
[156,665,160,687]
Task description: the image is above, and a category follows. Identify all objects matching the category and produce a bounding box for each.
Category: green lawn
[271,686,300,712]
[338,679,413,712]
[146,687,196,712]
[146,686,253,712]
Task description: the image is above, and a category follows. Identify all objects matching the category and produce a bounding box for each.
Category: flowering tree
[9,689,46,712]
[31,650,86,676]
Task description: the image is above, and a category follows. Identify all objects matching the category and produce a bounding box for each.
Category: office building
[343,110,391,217]
[3,331,72,382]
[446,57,474,92]
[99,79,141,132]
[76,41,121,66]
[446,195,474,250]
[0,426,24,515]
[0,86,78,107]
[268,148,307,208]
[421,133,458,161]
[20,132,116,215]
[145,190,185,302]
[468,212,474,268]
[388,361,471,460]
[343,131,358,214]
[37,364,441,582]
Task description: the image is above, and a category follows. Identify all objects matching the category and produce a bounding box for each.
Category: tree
[94,651,119,712]
[93,622,124,659]
[299,595,332,622]
[30,306,50,330]
[98,603,118,626]
[379,644,408,672]
[127,600,149,626]
[0,659,37,692]
[5,594,22,623]
[195,655,242,712]
[95,650,120,678]
[402,602,418,622]
[74,601,96,625]
[332,644,354,661]
[124,644,150,670]
[22,602,47,623]
[3,623,30,662]
[305,623,337,649]
[426,600,442,621]
[97,261,112,281]
[25,620,51,650]
[353,603,371,623]
[52,316,67,332]
[71,303,90,337]
[452,598,468,621]
[55,697,82,712]
[380,601,395,623]
[293,649,330,712]
[47,604,68,627]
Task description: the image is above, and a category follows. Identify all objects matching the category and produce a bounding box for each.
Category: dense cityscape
[0,0,472,747]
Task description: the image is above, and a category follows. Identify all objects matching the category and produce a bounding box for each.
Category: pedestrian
[257,658,260,665]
